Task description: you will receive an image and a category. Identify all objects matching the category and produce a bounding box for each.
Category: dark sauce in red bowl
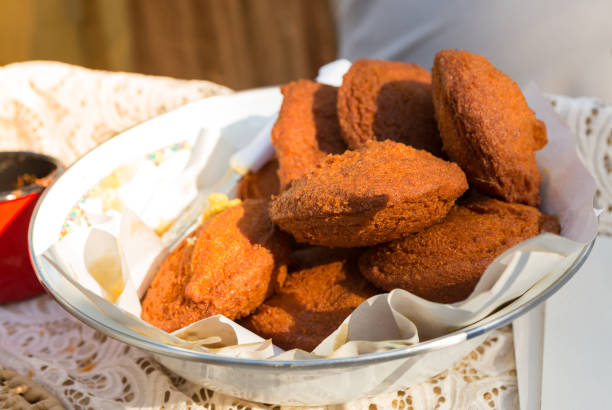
[0,152,62,303]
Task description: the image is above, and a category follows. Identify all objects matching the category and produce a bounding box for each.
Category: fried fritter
[240,247,379,351]
[271,80,347,189]
[337,59,442,155]
[432,49,547,205]
[236,158,280,200]
[186,199,290,316]
[359,195,560,304]
[141,227,205,332]
[269,140,468,248]
[141,199,290,332]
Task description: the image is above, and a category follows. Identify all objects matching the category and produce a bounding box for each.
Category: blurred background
[1,0,611,99]
[0,0,337,90]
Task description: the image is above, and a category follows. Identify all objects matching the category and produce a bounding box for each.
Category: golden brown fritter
[186,199,291,317]
[271,80,347,190]
[337,59,442,155]
[359,195,559,304]
[141,227,205,332]
[141,199,291,332]
[236,158,280,200]
[240,247,379,351]
[269,140,468,248]
[432,49,547,206]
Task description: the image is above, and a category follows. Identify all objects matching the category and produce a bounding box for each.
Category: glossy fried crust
[432,49,547,205]
[141,227,205,332]
[359,195,560,304]
[236,158,280,200]
[337,59,442,155]
[269,140,468,247]
[141,199,290,332]
[186,199,290,317]
[271,80,347,189]
[240,247,379,351]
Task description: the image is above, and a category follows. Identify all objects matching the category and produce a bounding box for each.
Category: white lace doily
[0,61,231,166]
[549,95,612,234]
[0,297,517,410]
[0,62,609,409]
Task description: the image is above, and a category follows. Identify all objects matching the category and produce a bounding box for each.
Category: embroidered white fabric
[0,62,608,409]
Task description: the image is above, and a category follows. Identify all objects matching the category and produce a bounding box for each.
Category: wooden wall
[0,0,133,72]
[0,0,337,90]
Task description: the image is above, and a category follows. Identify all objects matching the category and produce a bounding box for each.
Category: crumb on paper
[154,194,241,237]
[201,193,241,221]
[154,219,174,236]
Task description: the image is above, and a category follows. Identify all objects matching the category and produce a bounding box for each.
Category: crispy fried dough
[337,59,442,155]
[269,140,468,247]
[359,195,560,303]
[432,49,547,205]
[141,227,205,332]
[186,199,290,315]
[141,199,290,332]
[236,158,280,200]
[241,247,379,351]
[271,80,347,189]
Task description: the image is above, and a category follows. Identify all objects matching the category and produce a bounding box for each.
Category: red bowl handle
[0,192,45,303]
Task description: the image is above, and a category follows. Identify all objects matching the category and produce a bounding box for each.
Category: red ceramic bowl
[0,152,62,303]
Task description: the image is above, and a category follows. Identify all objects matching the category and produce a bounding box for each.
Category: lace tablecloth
[0,62,609,410]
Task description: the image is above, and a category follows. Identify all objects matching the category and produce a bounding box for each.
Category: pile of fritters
[141,199,291,332]
[142,50,559,351]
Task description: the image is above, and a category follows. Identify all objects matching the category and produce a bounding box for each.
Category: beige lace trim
[0,61,231,166]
